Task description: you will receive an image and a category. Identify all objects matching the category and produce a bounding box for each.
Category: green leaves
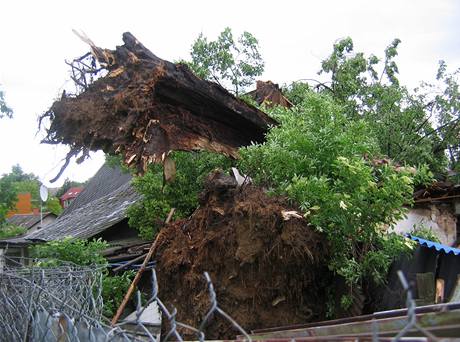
[188,27,264,95]
[0,164,63,223]
[32,238,134,318]
[317,37,455,174]
[128,151,231,239]
[101,270,135,317]
[239,89,415,290]
[0,85,13,119]
[32,238,109,267]
[0,225,26,239]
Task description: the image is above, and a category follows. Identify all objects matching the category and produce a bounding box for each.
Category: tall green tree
[314,37,457,174]
[0,174,17,224]
[418,61,460,171]
[0,165,63,222]
[187,27,264,95]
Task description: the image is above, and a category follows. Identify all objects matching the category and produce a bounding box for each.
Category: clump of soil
[154,171,332,339]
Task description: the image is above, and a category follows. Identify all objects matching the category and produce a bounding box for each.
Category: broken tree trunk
[40,32,277,179]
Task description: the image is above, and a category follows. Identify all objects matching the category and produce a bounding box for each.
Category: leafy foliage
[0,172,17,224]
[0,165,63,222]
[187,27,264,95]
[128,151,231,239]
[32,238,134,318]
[239,90,415,289]
[101,270,135,317]
[33,237,108,267]
[418,61,460,171]
[0,224,27,239]
[409,225,441,243]
[316,37,455,174]
[0,85,13,119]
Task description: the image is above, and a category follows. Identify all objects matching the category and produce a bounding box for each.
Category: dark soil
[154,171,332,339]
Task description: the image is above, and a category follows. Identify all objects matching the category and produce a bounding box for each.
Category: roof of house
[12,164,141,243]
[246,81,293,108]
[413,181,460,203]
[60,187,83,201]
[6,212,56,230]
[60,165,132,217]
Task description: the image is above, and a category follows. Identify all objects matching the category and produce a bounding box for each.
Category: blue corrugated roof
[407,234,460,256]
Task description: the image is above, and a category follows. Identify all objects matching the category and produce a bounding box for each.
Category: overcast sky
[0,0,459,187]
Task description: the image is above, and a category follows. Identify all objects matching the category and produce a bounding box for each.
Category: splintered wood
[40,32,276,180]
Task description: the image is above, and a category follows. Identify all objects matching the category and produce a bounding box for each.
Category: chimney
[32,208,40,215]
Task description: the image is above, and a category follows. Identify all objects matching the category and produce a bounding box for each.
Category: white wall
[392,204,457,245]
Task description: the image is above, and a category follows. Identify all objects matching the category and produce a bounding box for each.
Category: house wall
[393,204,457,245]
[6,193,33,218]
[27,215,57,234]
[97,219,139,243]
[0,246,30,268]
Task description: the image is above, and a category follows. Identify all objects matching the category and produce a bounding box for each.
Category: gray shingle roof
[14,164,142,242]
[26,181,140,242]
[61,164,133,217]
[6,213,55,230]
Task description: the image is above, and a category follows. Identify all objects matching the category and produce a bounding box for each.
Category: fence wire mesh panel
[0,256,251,342]
[0,257,456,341]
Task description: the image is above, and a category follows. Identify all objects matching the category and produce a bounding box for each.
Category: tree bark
[41,32,277,177]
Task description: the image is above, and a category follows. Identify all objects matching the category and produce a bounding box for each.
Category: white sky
[0,0,459,187]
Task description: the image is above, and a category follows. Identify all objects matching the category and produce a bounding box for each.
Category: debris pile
[154,171,332,338]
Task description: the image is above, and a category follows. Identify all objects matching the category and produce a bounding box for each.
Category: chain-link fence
[0,256,250,341]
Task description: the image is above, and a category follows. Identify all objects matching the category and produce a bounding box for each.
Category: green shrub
[101,270,135,317]
[239,90,415,290]
[128,151,231,239]
[32,237,108,267]
[410,225,441,243]
[0,224,26,239]
[32,238,134,318]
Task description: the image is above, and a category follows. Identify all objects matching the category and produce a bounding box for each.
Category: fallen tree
[40,32,276,181]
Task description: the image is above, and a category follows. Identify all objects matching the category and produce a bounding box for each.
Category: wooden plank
[436,278,445,303]
[416,272,435,305]
[449,275,460,302]
[248,310,460,340]
[111,208,175,325]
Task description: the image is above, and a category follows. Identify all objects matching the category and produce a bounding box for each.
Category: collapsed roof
[40,32,277,179]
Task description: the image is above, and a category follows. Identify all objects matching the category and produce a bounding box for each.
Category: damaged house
[393,181,460,246]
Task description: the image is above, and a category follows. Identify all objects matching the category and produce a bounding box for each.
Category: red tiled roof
[60,187,83,201]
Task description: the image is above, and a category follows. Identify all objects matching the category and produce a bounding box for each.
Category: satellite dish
[40,184,48,202]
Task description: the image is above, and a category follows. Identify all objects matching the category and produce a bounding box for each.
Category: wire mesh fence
[0,256,250,341]
[0,256,456,341]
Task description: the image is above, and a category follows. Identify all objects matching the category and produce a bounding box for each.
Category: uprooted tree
[39,32,275,182]
[38,32,429,337]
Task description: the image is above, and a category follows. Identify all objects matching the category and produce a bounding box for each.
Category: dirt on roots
[154,171,333,339]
